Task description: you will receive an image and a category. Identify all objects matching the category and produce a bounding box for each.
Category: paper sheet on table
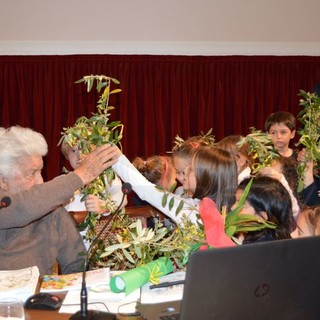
[140,271,186,304]
[59,284,140,315]
[41,268,109,292]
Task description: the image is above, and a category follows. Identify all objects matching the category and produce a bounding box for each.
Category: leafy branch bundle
[296,90,320,192]
[59,75,123,266]
[237,127,279,174]
[100,178,276,270]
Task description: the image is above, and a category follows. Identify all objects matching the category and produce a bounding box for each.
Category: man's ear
[0,175,8,191]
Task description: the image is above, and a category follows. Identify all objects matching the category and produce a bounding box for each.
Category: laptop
[137,236,320,320]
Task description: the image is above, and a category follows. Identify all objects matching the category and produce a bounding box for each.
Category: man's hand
[74,144,119,185]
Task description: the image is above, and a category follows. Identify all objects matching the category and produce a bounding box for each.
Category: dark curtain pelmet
[1,54,320,180]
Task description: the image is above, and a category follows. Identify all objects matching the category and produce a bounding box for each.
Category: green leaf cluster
[156,183,186,216]
[99,210,205,270]
[296,90,320,192]
[237,127,280,174]
[59,75,123,267]
[172,128,215,151]
[100,179,277,270]
[225,178,276,239]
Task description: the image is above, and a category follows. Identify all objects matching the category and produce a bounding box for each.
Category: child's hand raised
[85,194,107,214]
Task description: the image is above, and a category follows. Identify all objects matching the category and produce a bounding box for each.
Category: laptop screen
[180,236,320,320]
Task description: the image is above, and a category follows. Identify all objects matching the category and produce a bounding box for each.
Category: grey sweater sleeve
[55,208,86,274]
[0,172,83,229]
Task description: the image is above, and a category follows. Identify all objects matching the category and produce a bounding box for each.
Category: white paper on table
[59,284,140,315]
[0,266,40,303]
[41,268,109,292]
[140,271,186,304]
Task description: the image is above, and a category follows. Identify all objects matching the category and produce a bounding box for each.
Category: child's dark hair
[238,176,295,243]
[264,111,296,132]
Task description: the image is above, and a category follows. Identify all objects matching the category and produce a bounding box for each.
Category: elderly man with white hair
[0,126,118,275]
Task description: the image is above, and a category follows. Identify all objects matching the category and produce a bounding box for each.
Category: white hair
[0,126,48,178]
[0,127,5,138]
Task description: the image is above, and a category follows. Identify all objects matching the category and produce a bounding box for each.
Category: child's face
[173,156,190,186]
[268,123,295,152]
[291,212,312,238]
[67,146,81,170]
[231,189,256,216]
[173,155,196,195]
[185,160,197,195]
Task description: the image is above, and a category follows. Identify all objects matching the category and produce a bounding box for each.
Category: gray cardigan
[0,173,86,275]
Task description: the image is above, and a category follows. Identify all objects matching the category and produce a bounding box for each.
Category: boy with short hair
[265,111,298,160]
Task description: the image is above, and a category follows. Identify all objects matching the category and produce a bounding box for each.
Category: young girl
[216,135,253,183]
[233,176,295,244]
[132,155,176,206]
[172,134,215,198]
[132,155,176,191]
[112,145,238,225]
[260,157,301,219]
[216,134,300,219]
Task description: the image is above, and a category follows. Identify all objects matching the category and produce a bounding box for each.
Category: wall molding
[0,41,320,56]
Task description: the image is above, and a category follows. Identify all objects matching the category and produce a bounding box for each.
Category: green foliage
[172,128,215,151]
[101,179,277,270]
[225,178,276,240]
[59,75,123,267]
[237,127,280,174]
[296,90,320,192]
[100,211,205,270]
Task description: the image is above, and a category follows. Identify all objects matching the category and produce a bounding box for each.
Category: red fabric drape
[1,54,320,180]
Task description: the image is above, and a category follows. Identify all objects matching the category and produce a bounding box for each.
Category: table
[24,293,143,320]
[25,308,70,320]
[25,309,143,320]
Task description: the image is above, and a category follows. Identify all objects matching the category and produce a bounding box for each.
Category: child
[112,145,238,225]
[260,157,301,219]
[133,155,176,191]
[291,206,320,238]
[216,135,253,183]
[61,141,127,215]
[172,134,215,198]
[233,176,295,244]
[132,155,176,206]
[264,111,298,160]
[216,134,301,219]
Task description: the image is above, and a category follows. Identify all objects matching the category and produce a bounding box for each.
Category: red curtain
[1,54,320,180]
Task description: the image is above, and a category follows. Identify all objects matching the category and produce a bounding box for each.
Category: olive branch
[58,74,123,267]
[295,90,320,192]
[237,127,280,174]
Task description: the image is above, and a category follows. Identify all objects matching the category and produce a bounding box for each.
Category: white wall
[1,0,320,55]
